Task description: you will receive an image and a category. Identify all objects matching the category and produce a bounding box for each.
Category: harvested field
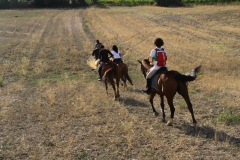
[0,5,240,159]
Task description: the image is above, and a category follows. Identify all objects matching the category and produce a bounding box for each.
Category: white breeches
[146,66,160,79]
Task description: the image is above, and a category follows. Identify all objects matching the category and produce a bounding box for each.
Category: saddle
[151,67,168,91]
[103,61,118,72]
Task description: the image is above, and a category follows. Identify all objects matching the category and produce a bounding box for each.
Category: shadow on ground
[175,123,240,148]
[120,97,148,107]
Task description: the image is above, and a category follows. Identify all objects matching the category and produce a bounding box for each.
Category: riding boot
[142,78,151,95]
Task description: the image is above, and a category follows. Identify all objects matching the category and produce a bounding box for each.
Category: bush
[217,108,240,125]
[155,0,184,6]
[0,0,10,9]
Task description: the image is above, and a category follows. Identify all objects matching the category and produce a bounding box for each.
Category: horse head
[137,59,152,78]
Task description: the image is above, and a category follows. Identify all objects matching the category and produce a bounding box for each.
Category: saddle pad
[151,67,168,91]
[151,74,160,91]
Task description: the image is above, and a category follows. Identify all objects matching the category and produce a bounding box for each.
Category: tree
[0,0,10,9]
[155,0,184,7]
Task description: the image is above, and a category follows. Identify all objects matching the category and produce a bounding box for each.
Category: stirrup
[142,88,150,95]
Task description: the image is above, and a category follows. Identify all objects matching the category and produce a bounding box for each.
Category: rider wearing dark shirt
[99,46,114,62]
[92,45,101,60]
[95,40,102,49]
[97,45,114,81]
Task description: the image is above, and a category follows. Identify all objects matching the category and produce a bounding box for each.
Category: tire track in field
[80,13,96,45]
[88,10,152,51]
[27,11,61,71]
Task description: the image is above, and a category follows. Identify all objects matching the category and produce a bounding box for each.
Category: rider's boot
[142,78,151,94]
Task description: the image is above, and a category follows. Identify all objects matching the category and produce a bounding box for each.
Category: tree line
[1,0,238,9]
[0,0,88,8]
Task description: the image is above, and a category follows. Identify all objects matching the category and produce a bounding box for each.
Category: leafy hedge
[155,0,184,6]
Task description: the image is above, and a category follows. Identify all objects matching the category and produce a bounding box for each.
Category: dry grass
[0,5,240,159]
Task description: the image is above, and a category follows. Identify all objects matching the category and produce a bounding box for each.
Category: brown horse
[138,59,201,126]
[117,63,133,89]
[101,61,121,100]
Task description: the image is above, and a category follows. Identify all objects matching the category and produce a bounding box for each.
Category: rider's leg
[142,67,157,94]
[98,62,103,80]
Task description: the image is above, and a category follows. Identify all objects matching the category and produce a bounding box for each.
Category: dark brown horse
[138,59,201,126]
[101,61,121,100]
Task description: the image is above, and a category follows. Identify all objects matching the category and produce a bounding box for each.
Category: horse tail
[175,66,201,83]
[125,72,133,85]
[102,68,113,82]
[122,63,133,86]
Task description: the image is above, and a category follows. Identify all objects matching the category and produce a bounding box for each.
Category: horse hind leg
[120,75,127,90]
[166,96,175,126]
[160,95,166,122]
[104,80,109,96]
[149,92,159,117]
[109,79,118,100]
[178,83,197,126]
[114,75,121,99]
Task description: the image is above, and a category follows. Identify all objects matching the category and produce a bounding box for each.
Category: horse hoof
[114,97,120,101]
[193,123,197,128]
[162,119,167,123]
[166,119,173,126]
[154,112,159,117]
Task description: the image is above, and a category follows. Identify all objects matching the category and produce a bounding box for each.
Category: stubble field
[0,5,240,159]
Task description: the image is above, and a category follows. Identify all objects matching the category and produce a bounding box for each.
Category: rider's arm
[149,57,154,65]
[149,49,155,65]
[109,50,114,58]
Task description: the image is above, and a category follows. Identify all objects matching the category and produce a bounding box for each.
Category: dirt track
[0,5,240,159]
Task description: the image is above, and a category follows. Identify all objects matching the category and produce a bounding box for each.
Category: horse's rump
[151,67,168,91]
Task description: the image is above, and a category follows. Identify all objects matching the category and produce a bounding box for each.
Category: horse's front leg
[160,95,166,122]
[149,92,159,116]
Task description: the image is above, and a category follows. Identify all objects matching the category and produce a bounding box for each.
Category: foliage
[34,0,88,7]
[0,0,9,8]
[1,0,239,8]
[0,0,88,8]
[98,0,154,5]
[217,108,240,125]
[155,0,184,6]
[182,0,240,3]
